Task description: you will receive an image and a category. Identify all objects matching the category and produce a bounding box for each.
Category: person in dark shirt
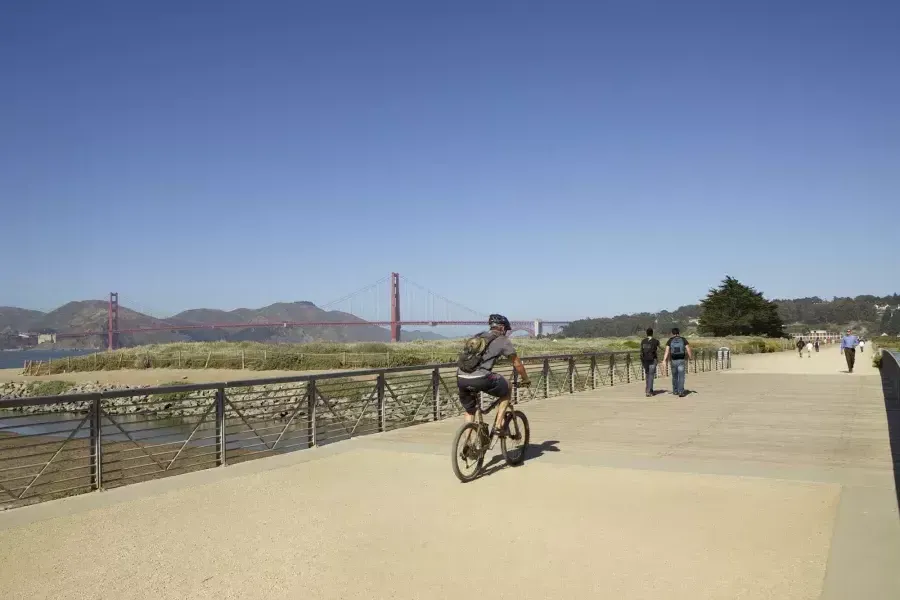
[663,327,693,397]
[639,327,661,397]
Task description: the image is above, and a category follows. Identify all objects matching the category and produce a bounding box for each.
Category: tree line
[561,278,899,338]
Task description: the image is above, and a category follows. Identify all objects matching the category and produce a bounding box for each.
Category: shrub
[26,380,75,397]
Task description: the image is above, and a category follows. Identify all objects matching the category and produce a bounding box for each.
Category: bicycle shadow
[479,440,561,477]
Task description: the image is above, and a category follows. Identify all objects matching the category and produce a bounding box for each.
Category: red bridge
[47,273,570,350]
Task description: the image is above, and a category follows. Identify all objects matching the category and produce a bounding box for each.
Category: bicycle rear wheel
[500,410,530,466]
[451,422,486,482]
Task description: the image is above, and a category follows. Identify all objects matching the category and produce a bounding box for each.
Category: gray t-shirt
[457,331,517,379]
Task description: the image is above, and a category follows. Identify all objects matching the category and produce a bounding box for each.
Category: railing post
[590,355,597,389]
[625,353,631,383]
[512,370,520,403]
[215,386,226,466]
[377,373,386,432]
[567,357,575,394]
[608,353,615,386]
[89,397,102,490]
[432,368,440,421]
[307,378,317,447]
[543,359,550,398]
[727,350,732,369]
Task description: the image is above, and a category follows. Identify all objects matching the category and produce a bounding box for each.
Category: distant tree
[698,276,785,337]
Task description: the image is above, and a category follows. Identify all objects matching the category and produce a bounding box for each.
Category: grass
[21,336,795,376]
[24,381,76,396]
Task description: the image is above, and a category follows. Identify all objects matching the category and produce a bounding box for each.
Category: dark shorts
[457,373,510,415]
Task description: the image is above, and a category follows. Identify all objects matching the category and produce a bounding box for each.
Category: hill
[0,307,45,333]
[561,294,900,338]
[2,299,445,348]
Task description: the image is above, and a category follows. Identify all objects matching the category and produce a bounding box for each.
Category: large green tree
[698,276,785,337]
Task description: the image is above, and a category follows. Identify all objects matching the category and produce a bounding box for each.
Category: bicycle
[450,385,530,483]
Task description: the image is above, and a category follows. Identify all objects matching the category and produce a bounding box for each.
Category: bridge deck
[1,350,898,599]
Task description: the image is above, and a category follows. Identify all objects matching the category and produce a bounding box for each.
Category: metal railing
[0,348,729,509]
[879,348,900,406]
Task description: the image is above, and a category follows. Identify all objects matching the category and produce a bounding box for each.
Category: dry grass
[21,336,794,376]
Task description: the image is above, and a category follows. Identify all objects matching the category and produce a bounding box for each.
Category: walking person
[859,339,866,354]
[805,340,813,357]
[639,327,661,397]
[814,339,820,352]
[796,338,805,358]
[840,328,859,373]
[663,327,693,397]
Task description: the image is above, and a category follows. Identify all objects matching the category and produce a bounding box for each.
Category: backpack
[640,338,657,361]
[457,331,501,373]
[669,336,686,358]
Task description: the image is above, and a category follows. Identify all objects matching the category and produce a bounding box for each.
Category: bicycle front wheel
[500,410,530,466]
[451,422,485,482]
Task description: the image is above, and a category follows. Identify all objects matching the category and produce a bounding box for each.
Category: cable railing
[0,348,730,509]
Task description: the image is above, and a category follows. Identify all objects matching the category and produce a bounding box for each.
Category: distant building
[792,330,840,342]
[37,333,57,344]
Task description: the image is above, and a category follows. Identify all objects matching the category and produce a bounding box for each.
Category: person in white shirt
[859,339,865,353]
[805,340,813,357]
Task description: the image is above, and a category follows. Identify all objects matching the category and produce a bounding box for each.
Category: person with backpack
[639,327,661,397]
[456,314,531,435]
[662,327,693,397]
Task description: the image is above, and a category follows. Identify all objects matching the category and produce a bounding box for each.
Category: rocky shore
[0,378,441,421]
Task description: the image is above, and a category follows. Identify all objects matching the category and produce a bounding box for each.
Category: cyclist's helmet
[488,313,512,332]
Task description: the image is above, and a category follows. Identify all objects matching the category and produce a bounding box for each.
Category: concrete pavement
[0,348,897,599]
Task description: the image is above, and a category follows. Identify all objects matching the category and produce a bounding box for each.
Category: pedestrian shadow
[877,355,900,517]
[481,440,561,476]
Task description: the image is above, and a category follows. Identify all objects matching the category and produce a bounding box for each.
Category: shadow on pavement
[878,353,900,516]
[480,440,561,477]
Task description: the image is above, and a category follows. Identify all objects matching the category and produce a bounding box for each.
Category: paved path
[1,349,898,599]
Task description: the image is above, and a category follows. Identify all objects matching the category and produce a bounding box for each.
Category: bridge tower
[534,319,543,337]
[108,292,119,351]
[390,272,401,342]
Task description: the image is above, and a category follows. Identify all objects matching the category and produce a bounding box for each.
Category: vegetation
[21,336,794,376]
[775,294,900,335]
[559,307,700,337]
[560,292,900,340]
[24,380,76,396]
[879,308,900,335]
[873,337,900,370]
[698,277,784,337]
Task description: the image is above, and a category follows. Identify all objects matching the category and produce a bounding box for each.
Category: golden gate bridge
[46,273,570,350]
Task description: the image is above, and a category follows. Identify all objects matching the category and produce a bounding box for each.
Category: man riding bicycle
[456,314,531,436]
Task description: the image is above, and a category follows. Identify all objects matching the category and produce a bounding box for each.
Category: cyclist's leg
[455,381,482,456]
[483,374,511,430]
[457,380,479,424]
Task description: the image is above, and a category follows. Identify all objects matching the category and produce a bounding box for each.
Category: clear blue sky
[2,0,898,321]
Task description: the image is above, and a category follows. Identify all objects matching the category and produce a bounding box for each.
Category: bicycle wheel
[500,410,530,466]
[451,422,486,483]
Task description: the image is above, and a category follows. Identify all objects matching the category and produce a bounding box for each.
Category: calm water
[0,349,97,370]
